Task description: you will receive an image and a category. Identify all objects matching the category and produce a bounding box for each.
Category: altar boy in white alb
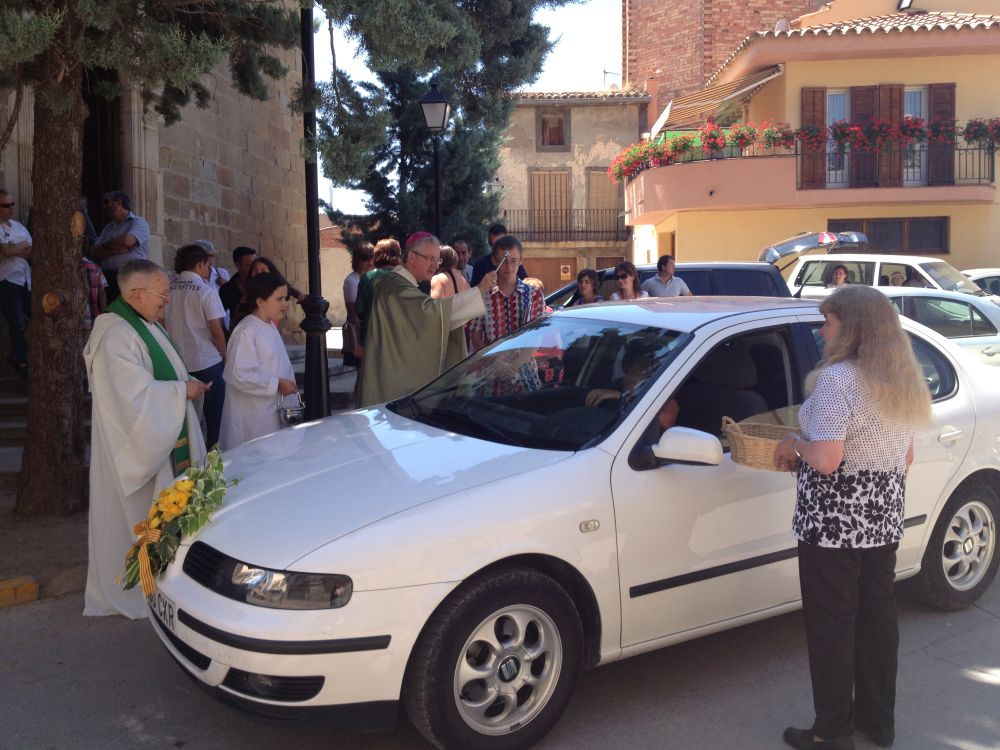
[83,260,208,619]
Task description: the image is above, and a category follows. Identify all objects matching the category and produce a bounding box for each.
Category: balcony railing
[798,144,995,188]
[503,208,630,243]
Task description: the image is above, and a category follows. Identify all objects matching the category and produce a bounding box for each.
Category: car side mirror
[651,427,723,466]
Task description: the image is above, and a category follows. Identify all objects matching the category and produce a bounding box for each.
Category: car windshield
[390,317,691,451]
[920,261,985,295]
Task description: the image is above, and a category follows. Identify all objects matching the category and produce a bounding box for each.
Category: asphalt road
[2,580,998,750]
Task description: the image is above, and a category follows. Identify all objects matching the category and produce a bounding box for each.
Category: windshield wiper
[429,405,529,447]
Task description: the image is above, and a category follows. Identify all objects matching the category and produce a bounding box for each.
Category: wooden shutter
[850,86,878,187]
[531,171,570,241]
[928,82,956,186]
[800,87,826,189]
[878,84,904,187]
[588,171,623,240]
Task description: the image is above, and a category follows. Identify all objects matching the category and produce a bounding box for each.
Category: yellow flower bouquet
[121,448,238,595]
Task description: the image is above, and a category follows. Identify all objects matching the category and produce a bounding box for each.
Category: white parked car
[879,287,1000,367]
[148,298,1000,749]
[963,267,1000,297]
[780,252,985,299]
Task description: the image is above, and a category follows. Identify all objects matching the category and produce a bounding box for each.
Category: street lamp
[420,82,451,238]
[298,1,330,420]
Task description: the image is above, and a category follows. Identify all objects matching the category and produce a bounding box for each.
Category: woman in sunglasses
[610,261,648,301]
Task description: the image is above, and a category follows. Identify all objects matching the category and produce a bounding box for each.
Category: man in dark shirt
[218,246,257,325]
[470,222,528,286]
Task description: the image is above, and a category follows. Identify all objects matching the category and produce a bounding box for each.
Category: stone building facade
[497,91,650,292]
[621,0,826,120]
[0,50,316,334]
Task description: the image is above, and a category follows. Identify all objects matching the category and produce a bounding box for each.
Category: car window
[908,334,958,401]
[977,275,1000,295]
[797,260,875,287]
[710,269,781,296]
[671,327,801,440]
[676,270,712,295]
[910,297,997,338]
[920,261,983,295]
[392,317,692,451]
[809,324,956,402]
[879,263,927,288]
[547,284,578,309]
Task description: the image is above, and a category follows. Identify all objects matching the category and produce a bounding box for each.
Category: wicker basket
[722,416,799,471]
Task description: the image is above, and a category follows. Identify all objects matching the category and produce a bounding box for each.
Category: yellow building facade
[627,0,1000,270]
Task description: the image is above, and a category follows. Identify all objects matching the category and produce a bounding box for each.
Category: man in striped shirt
[469,235,544,353]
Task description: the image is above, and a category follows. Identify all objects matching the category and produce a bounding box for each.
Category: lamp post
[298,2,330,420]
[420,83,451,238]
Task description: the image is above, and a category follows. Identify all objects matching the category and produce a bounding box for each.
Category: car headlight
[215,560,352,610]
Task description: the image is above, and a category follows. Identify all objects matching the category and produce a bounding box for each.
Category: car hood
[191,407,571,569]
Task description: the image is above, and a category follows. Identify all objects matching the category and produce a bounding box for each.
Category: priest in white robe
[83,260,209,619]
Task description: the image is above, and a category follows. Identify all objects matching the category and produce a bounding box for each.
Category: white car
[879,287,1000,367]
[148,298,1000,749]
[781,253,985,299]
[963,268,1000,297]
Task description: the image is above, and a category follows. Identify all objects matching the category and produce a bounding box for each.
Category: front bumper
[148,550,456,718]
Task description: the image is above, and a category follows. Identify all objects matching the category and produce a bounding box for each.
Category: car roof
[879,286,1000,306]
[963,268,1000,276]
[552,295,819,332]
[797,253,951,265]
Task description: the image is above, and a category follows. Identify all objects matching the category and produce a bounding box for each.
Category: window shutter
[800,87,826,189]
[928,82,956,186]
[851,86,878,187]
[531,171,570,240]
[878,84,904,187]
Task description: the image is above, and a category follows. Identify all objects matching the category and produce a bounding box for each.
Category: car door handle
[981,346,1000,357]
[938,427,964,445]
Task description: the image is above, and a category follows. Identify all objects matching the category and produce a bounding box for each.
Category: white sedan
[879,286,1000,366]
[148,298,1000,749]
[963,267,1000,297]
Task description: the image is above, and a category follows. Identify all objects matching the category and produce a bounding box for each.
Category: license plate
[149,590,177,634]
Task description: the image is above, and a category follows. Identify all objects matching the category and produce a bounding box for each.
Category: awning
[650,65,784,137]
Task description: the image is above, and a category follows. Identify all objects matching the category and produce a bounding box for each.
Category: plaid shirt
[469,280,545,346]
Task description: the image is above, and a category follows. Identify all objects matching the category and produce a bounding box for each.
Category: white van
[784,253,985,299]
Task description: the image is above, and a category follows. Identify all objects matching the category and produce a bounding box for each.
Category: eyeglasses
[140,288,170,301]
[0,202,14,208]
[412,250,441,266]
[615,273,630,280]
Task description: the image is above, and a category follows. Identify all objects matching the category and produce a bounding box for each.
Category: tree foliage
[313,0,574,250]
[2,1,299,515]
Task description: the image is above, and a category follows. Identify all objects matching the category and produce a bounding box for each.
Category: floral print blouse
[793,361,914,549]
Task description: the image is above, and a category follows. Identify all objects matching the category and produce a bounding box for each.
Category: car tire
[403,566,583,750]
[913,481,999,611]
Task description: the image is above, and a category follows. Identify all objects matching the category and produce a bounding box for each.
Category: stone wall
[622,0,825,106]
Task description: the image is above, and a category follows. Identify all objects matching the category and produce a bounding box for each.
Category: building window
[535,109,570,152]
[828,217,950,254]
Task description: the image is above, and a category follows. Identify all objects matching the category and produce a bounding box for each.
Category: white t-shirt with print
[164,271,226,372]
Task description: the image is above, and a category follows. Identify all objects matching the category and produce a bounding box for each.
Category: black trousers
[0,279,30,363]
[797,540,899,739]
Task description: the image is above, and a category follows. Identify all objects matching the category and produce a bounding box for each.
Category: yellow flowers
[148,479,194,524]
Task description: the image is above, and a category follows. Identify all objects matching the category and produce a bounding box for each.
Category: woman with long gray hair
[775,285,931,750]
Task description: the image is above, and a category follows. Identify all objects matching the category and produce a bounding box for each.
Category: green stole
[107,297,191,474]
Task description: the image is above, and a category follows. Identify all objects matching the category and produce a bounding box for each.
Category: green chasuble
[359,267,482,407]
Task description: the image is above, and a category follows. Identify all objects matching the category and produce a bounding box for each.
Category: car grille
[222,668,325,702]
[183,541,227,588]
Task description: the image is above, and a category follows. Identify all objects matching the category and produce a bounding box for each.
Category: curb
[0,576,39,608]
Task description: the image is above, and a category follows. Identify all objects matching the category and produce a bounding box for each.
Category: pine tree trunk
[14,19,88,516]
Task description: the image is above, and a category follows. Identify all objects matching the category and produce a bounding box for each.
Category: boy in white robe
[220,272,298,451]
[83,261,208,619]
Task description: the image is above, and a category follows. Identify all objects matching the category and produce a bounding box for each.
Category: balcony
[626,143,995,227]
[502,209,630,243]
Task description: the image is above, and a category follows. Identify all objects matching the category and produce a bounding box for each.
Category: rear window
[676,270,712,295]
[710,269,781,296]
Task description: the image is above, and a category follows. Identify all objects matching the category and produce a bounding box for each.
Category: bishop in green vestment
[358,233,495,407]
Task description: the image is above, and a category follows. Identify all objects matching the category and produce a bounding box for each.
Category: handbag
[342,320,362,359]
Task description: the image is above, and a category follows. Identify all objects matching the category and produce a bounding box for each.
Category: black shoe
[856,724,895,748]
[783,727,856,750]
[6,355,27,379]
